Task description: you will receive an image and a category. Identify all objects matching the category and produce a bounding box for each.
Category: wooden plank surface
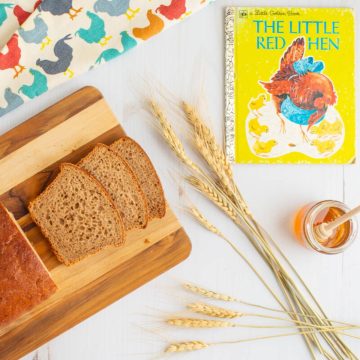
[0,87,191,360]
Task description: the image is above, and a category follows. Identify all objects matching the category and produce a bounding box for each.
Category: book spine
[225,7,236,162]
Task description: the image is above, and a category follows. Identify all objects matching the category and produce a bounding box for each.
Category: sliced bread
[78,144,148,230]
[0,203,57,326]
[110,137,166,219]
[28,163,125,266]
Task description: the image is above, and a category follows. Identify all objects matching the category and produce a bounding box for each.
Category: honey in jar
[294,200,358,254]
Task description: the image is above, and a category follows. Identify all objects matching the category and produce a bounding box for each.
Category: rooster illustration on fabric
[76,11,112,46]
[19,68,48,99]
[19,15,51,50]
[0,34,25,78]
[260,37,337,137]
[36,34,74,78]
[96,31,137,64]
[0,3,13,26]
[132,10,164,41]
[94,0,140,20]
[14,1,42,25]
[38,0,83,20]
[156,0,187,20]
[0,87,24,116]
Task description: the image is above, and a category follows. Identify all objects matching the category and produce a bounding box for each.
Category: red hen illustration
[156,0,186,20]
[0,34,25,78]
[260,37,337,134]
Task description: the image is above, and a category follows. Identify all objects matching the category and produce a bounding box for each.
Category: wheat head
[165,341,209,353]
[188,302,242,319]
[167,317,235,328]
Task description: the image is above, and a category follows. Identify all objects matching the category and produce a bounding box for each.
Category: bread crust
[0,203,57,326]
[111,137,166,219]
[78,144,149,230]
[28,163,126,266]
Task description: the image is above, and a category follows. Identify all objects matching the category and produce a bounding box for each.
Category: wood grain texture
[0,87,191,360]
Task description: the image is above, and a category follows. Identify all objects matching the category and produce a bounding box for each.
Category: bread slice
[78,144,148,230]
[0,203,57,326]
[110,137,166,219]
[28,163,125,266]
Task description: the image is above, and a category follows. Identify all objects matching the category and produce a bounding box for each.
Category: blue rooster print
[18,69,48,99]
[39,0,83,20]
[36,34,74,78]
[94,0,140,20]
[19,15,51,50]
[0,3,13,26]
[96,31,137,64]
[75,11,112,46]
[0,88,24,117]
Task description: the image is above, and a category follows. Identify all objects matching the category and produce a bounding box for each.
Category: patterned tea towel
[0,0,214,118]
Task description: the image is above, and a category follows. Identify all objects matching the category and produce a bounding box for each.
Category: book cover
[225,7,355,164]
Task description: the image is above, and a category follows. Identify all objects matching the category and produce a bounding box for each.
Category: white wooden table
[1,0,358,358]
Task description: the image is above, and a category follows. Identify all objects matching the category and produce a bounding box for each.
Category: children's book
[225,7,355,164]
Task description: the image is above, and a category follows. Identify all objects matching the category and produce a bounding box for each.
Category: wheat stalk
[187,302,242,319]
[183,282,236,302]
[188,187,237,221]
[149,100,200,173]
[150,99,358,359]
[167,318,235,328]
[167,317,353,332]
[165,341,208,353]
[182,101,232,178]
[182,282,359,330]
[164,327,358,354]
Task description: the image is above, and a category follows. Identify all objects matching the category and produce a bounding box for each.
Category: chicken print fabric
[0,0,214,117]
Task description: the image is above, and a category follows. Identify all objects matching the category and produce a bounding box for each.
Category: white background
[1,0,358,359]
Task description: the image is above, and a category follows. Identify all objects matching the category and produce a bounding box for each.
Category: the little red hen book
[225,7,355,164]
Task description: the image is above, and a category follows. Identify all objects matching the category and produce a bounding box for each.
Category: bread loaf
[110,137,166,219]
[0,203,57,326]
[28,163,125,265]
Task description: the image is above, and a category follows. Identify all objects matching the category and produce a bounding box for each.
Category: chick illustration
[0,88,24,117]
[253,139,277,155]
[0,3,13,26]
[75,11,112,46]
[18,15,51,50]
[36,34,74,78]
[96,31,137,64]
[249,94,267,116]
[310,119,343,137]
[38,0,82,20]
[248,117,268,137]
[19,69,48,99]
[94,0,139,19]
[311,139,336,154]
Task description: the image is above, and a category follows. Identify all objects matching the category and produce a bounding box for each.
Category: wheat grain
[188,302,242,319]
[183,283,236,302]
[167,318,234,328]
[165,341,209,353]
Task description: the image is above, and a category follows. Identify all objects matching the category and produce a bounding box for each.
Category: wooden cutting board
[0,86,191,360]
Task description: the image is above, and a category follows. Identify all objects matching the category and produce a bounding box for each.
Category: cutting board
[0,86,191,360]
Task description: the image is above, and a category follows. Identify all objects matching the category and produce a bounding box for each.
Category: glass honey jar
[294,200,358,254]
